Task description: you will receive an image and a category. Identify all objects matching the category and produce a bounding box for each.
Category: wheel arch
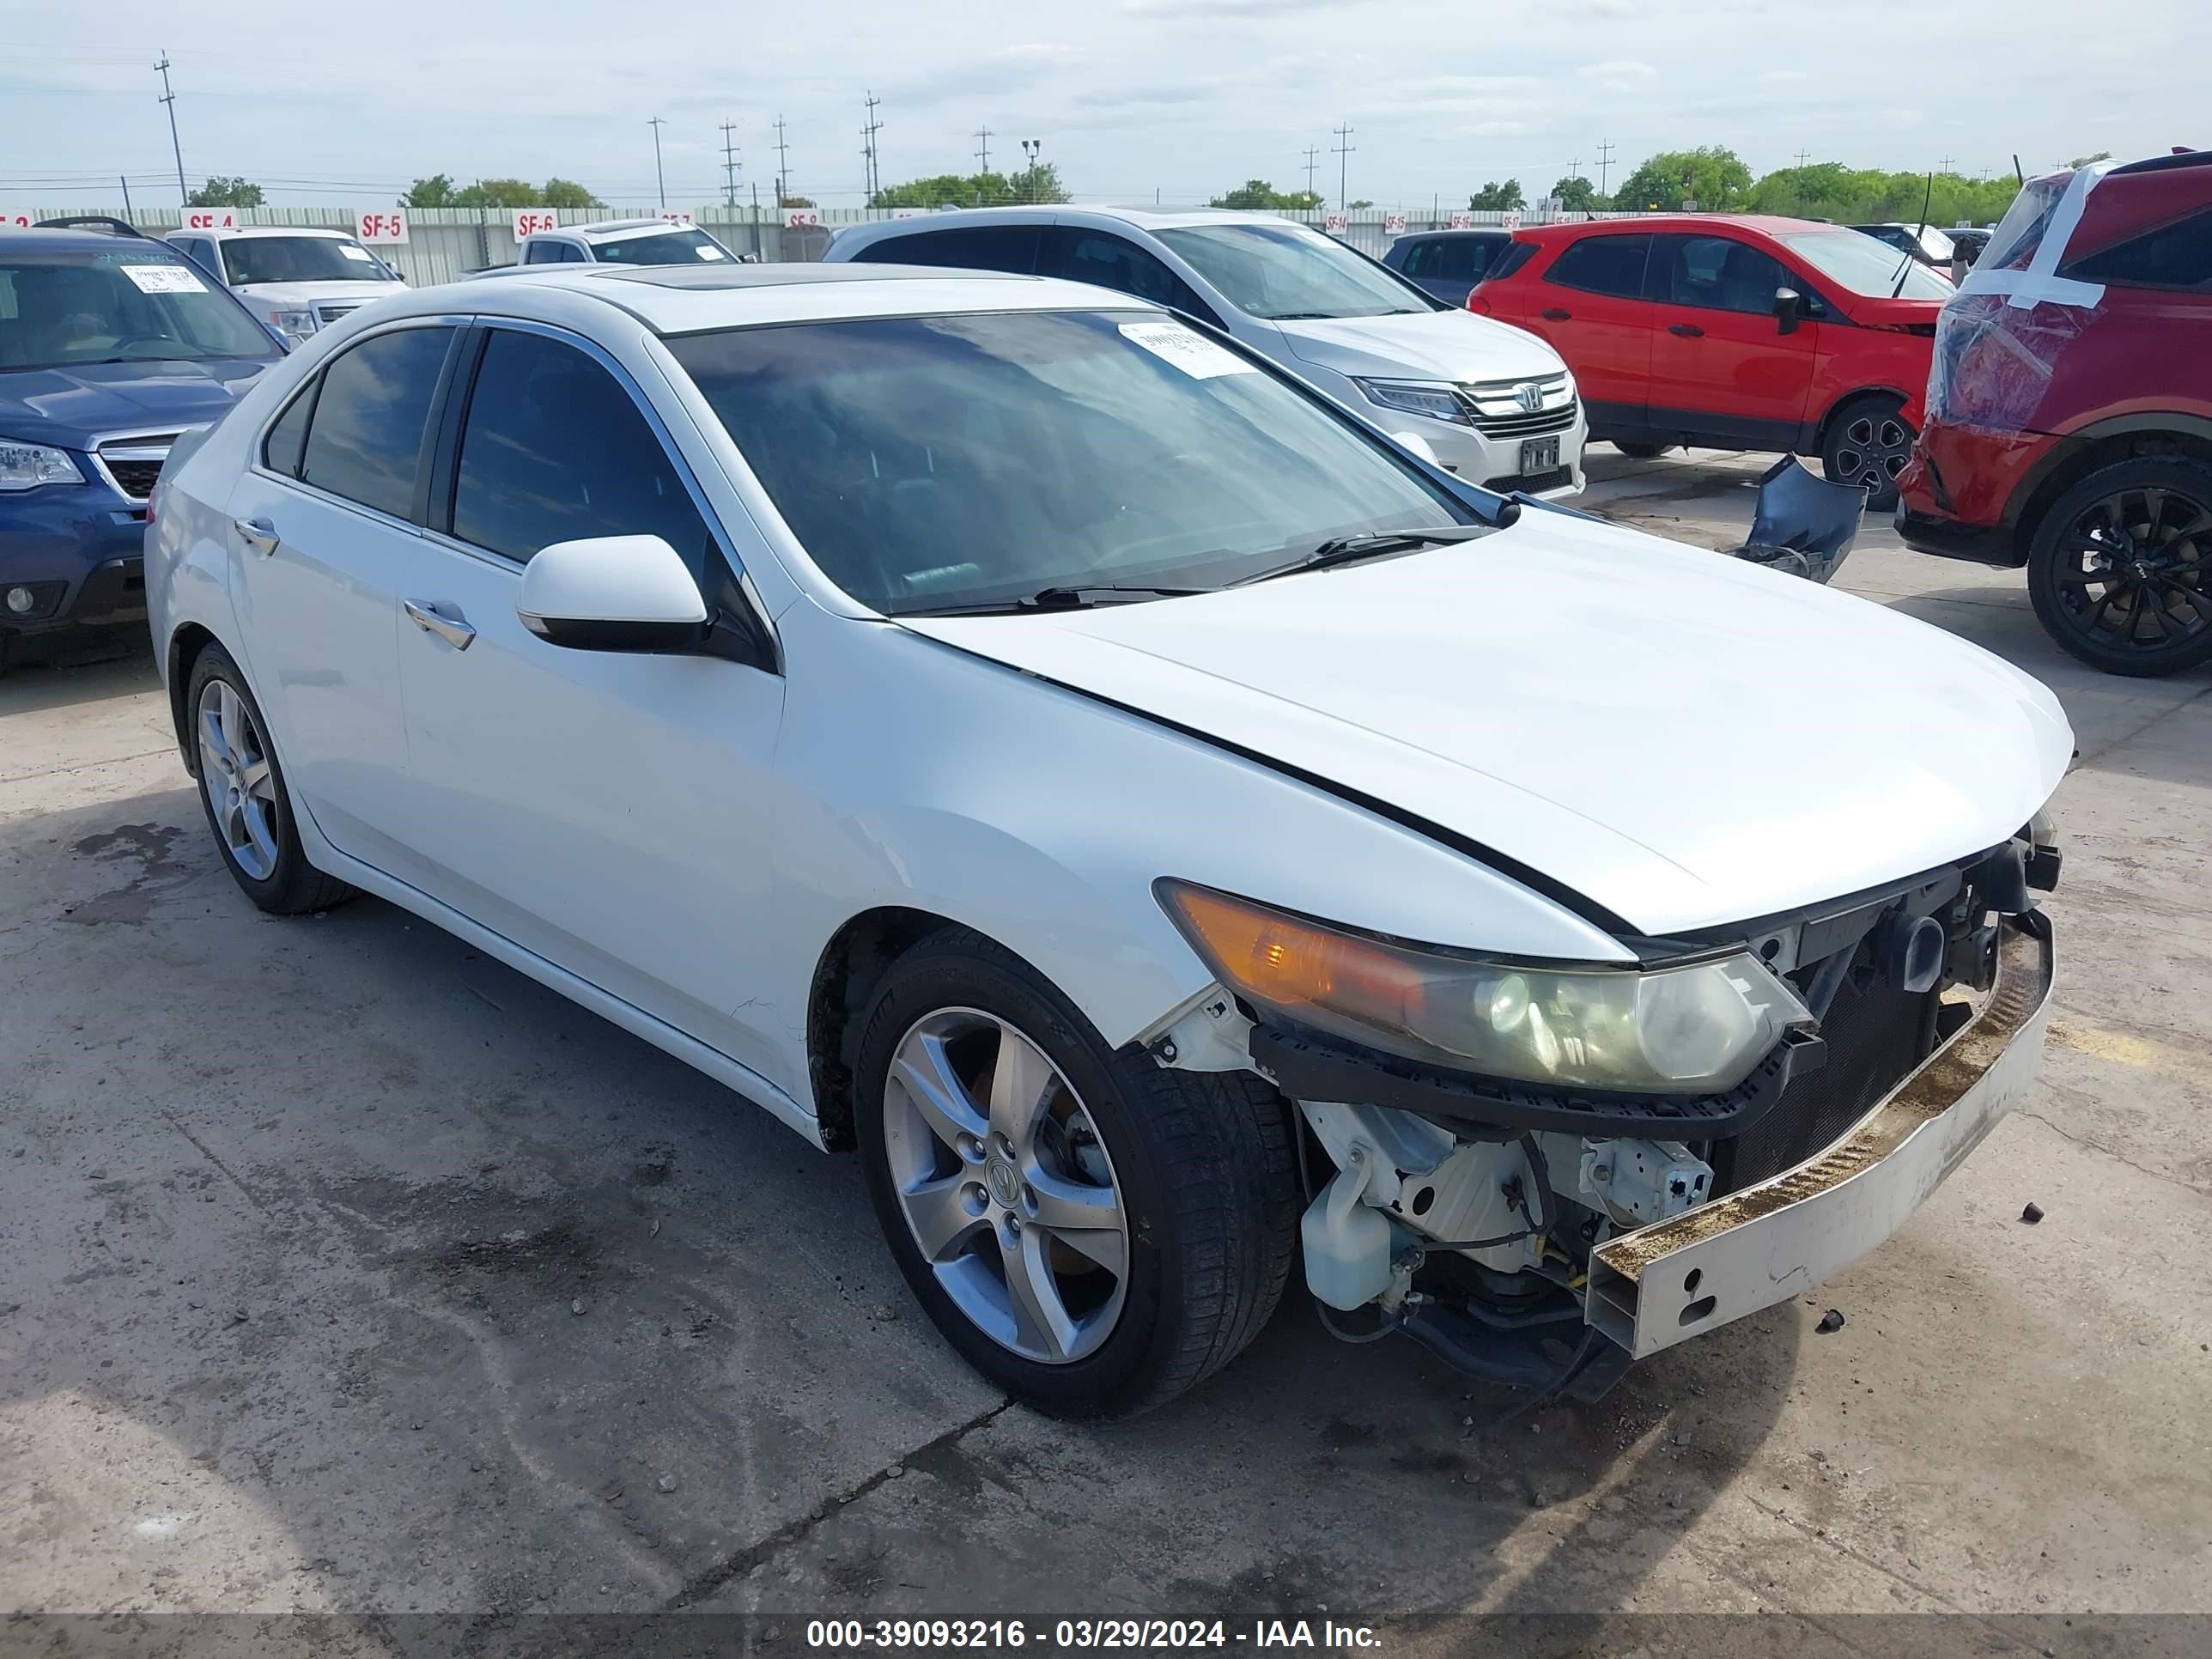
[2005,417,2212,562]
[805,904,979,1153]
[1812,383,1917,452]
[166,621,223,776]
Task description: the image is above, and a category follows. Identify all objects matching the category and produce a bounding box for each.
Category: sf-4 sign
[181,208,238,232]
[356,210,409,243]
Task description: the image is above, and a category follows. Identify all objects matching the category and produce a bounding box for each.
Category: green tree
[1613,146,1753,212]
[1468,179,1526,211]
[779,193,817,209]
[872,165,1068,209]
[404,173,457,208]
[1551,175,1600,212]
[452,178,544,208]
[186,176,263,208]
[2065,151,2112,170]
[1748,163,2019,227]
[540,177,599,208]
[1209,179,1322,210]
[1347,198,1374,210]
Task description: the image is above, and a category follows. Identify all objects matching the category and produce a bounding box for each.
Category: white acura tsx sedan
[146,262,2069,1418]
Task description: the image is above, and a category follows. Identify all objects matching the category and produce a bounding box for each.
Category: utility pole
[1302,145,1321,201]
[1595,140,1616,201]
[155,52,187,206]
[647,116,668,209]
[861,92,884,204]
[1938,154,1957,173]
[119,175,135,216]
[720,120,742,207]
[1793,149,1813,167]
[974,125,993,175]
[1331,121,1354,212]
[774,115,791,207]
[1019,137,1044,204]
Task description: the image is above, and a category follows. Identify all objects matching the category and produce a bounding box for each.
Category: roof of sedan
[406,261,1152,332]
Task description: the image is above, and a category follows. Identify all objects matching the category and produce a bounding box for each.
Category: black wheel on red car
[2027,456,2212,678]
[1820,393,1915,511]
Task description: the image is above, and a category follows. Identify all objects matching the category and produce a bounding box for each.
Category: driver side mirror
[1773,287,1803,336]
[517,534,717,654]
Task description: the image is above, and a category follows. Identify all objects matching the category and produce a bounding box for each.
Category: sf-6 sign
[512,210,562,239]
[356,210,409,243]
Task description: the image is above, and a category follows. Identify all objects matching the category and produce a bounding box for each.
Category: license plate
[1519,435,1560,477]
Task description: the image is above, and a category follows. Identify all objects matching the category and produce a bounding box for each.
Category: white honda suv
[146,261,2066,1418]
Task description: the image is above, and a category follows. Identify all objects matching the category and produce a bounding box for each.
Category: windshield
[0,252,280,371]
[1154,223,1429,319]
[221,236,396,285]
[1978,176,2067,275]
[1778,232,1954,301]
[668,309,1465,615]
[592,228,730,265]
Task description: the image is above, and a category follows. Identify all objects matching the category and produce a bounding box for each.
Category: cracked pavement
[3,449,2208,1642]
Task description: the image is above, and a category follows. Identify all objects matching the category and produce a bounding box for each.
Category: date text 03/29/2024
[804,1619,1382,1650]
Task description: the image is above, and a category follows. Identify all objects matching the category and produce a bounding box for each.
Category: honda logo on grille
[1513,382,1544,413]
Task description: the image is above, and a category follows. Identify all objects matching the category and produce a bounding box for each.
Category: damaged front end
[1171,819,2062,1401]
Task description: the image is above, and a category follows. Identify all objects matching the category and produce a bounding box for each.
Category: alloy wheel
[1829,409,1914,495]
[196,678,281,881]
[2049,484,2211,658]
[882,1008,1128,1364]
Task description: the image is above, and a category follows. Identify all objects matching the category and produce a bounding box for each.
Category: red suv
[1473,215,1951,507]
[1897,151,2212,677]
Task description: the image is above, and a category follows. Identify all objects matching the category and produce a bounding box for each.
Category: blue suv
[2,219,283,664]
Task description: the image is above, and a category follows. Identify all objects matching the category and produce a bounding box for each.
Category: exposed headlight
[1353,378,1468,425]
[268,308,319,340]
[0,437,85,492]
[1159,883,1811,1095]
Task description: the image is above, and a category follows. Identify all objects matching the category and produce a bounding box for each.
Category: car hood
[1279,308,1566,384]
[234,280,406,307]
[0,357,273,451]
[901,513,2072,939]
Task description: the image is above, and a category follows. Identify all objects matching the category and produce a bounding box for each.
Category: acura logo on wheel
[1513,381,1544,413]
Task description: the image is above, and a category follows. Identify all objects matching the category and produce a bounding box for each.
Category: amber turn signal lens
[1163,885,1425,1019]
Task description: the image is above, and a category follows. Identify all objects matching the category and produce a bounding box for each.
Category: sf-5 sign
[356,210,409,243]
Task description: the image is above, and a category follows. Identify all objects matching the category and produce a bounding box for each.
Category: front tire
[2027,456,2212,678]
[854,928,1297,1418]
[1820,392,1914,511]
[186,643,355,914]
[1611,441,1673,459]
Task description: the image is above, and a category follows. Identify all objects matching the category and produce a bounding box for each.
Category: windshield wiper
[1233,526,1492,586]
[902,583,1209,617]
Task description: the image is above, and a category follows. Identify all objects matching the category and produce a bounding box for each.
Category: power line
[1595,140,1616,200]
[154,52,185,206]
[861,92,884,203]
[1331,121,1353,212]
[773,114,791,206]
[647,116,667,210]
[974,125,993,175]
[720,120,742,207]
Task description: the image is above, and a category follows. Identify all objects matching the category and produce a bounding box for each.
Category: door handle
[404,598,477,652]
[1668,322,1705,337]
[1540,307,1571,320]
[234,516,279,555]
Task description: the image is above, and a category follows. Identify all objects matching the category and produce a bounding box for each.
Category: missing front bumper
[1585,910,2055,1359]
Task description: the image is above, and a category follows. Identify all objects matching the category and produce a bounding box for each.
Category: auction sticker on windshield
[121,264,209,294]
[1119,321,1253,380]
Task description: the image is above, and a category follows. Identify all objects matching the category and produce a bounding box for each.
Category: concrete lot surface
[3,449,2208,1650]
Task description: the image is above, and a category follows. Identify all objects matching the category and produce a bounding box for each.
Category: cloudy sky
[5,0,2202,211]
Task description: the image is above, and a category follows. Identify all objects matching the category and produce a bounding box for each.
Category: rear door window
[2062,209,2212,291]
[847,225,1042,274]
[1544,234,1652,298]
[448,327,716,570]
[297,325,455,520]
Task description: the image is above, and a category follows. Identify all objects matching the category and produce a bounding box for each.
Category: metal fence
[18,202,1614,283]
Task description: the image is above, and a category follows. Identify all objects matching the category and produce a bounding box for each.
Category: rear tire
[2026,455,2212,678]
[1820,393,1914,511]
[854,927,1297,1418]
[186,643,356,915]
[1611,441,1672,459]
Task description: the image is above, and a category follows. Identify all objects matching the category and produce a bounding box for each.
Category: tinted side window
[298,326,453,520]
[849,226,1040,273]
[1435,238,1492,283]
[1397,239,1436,276]
[1656,234,1787,313]
[1039,228,1220,325]
[523,240,561,264]
[450,328,715,568]
[2063,210,2212,291]
[1544,234,1652,298]
[263,382,315,477]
